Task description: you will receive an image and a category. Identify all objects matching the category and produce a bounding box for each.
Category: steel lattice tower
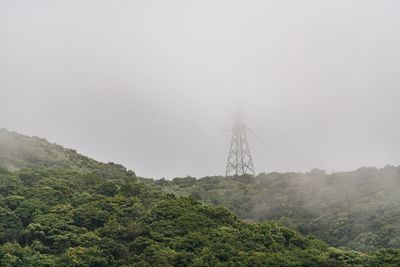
[225,120,255,176]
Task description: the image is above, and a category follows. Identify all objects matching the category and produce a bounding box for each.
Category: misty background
[1,0,400,179]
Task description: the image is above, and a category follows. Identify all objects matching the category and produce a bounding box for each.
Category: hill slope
[0,128,135,180]
[0,128,91,170]
[0,129,399,266]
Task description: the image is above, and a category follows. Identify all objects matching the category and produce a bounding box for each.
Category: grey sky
[1,0,400,178]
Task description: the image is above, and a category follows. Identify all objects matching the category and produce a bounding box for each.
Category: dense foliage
[1,129,400,266]
[1,166,380,266]
[161,168,400,252]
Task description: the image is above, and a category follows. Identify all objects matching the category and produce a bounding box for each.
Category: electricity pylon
[225,120,255,176]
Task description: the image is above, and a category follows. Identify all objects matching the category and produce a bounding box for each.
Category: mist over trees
[160,168,400,252]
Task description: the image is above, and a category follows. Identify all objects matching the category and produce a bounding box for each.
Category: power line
[247,126,300,171]
[81,97,207,127]
[76,94,231,132]
[246,115,313,171]
[81,89,212,121]
[72,90,310,174]
[251,145,284,173]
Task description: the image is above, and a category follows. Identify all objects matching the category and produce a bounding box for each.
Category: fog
[1,0,400,178]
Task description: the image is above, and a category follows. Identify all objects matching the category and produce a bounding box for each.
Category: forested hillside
[0,129,399,266]
[0,128,136,180]
[160,168,400,252]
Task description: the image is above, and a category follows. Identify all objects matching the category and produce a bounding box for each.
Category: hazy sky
[1,0,400,178]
